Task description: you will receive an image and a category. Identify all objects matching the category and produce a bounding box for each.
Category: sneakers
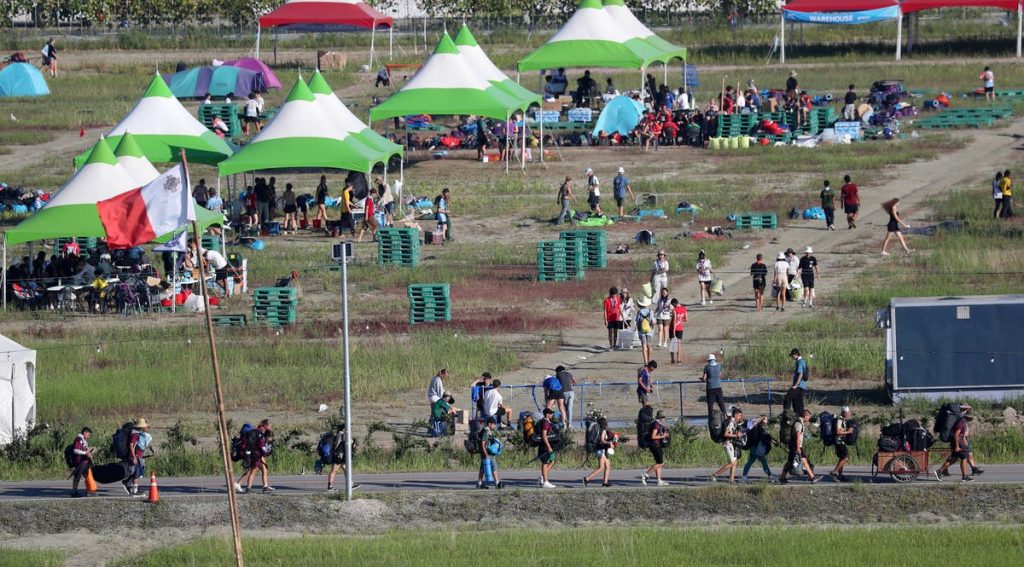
[476,481,485,490]
[495,481,504,490]
[701,300,706,306]
[972,467,985,475]
[708,300,713,305]
[640,473,648,486]
[602,483,612,488]
[829,471,839,480]
[122,483,132,496]
[742,476,750,484]
[961,476,975,483]
[262,485,276,493]
[71,489,82,498]
[709,475,718,483]
[130,485,139,496]
[656,480,670,487]
[933,470,942,482]
[235,483,248,494]
[542,481,556,489]
[768,475,779,484]
[327,485,336,492]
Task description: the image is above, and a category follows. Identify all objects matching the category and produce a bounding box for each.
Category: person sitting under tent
[573,70,597,108]
[550,68,568,96]
[375,66,390,88]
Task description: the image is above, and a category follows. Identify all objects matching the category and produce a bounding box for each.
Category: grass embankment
[123,525,1024,566]
[0,550,62,567]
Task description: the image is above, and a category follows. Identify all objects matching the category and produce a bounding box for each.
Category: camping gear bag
[92,461,132,484]
[877,436,901,452]
[934,403,960,442]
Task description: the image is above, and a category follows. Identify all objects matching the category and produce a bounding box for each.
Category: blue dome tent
[0,63,50,97]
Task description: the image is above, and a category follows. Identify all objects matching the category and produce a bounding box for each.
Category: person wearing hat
[585,168,602,216]
[612,166,635,219]
[830,406,854,482]
[820,179,836,231]
[641,410,671,486]
[798,247,819,308]
[651,250,670,299]
[634,297,656,365]
[711,407,744,483]
[936,406,983,481]
[785,348,808,415]
[700,353,726,417]
[556,175,576,226]
[538,407,558,488]
[773,252,789,311]
[124,418,152,496]
[477,416,504,489]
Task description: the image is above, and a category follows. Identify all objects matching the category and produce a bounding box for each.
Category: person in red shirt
[604,287,623,349]
[840,174,860,229]
[357,194,378,242]
[669,298,687,365]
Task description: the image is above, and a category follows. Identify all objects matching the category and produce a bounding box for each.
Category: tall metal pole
[341,246,353,501]
[780,12,786,64]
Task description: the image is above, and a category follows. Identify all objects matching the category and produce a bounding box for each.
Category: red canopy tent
[781,0,1023,61]
[257,0,394,66]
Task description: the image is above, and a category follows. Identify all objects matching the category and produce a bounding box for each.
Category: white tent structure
[0,334,36,446]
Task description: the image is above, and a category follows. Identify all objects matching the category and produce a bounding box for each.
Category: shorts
[951,450,970,461]
[887,221,900,233]
[331,452,347,465]
[538,451,556,465]
[546,391,565,401]
[384,202,395,215]
[845,204,859,214]
[595,449,608,459]
[649,445,665,465]
[800,275,815,290]
[637,391,650,405]
[984,86,994,94]
[672,330,684,340]
[588,195,600,210]
[753,278,766,291]
[723,443,738,463]
[215,267,229,282]
[607,320,623,330]
[361,216,379,231]
[657,318,672,327]
[615,196,625,208]
[834,443,849,460]
[638,333,651,345]
[245,116,259,123]
[283,204,297,214]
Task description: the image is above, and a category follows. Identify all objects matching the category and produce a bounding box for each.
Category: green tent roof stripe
[433,33,460,55]
[285,79,316,103]
[142,74,174,98]
[5,202,223,245]
[307,71,333,95]
[113,132,146,158]
[85,137,118,167]
[453,25,479,47]
[602,0,625,6]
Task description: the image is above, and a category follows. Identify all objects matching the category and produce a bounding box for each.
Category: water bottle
[481,458,495,485]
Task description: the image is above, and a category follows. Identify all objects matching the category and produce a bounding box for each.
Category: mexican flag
[97,164,195,248]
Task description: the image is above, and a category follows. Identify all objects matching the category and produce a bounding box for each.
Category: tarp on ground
[0,63,49,97]
[219,78,395,175]
[222,57,283,90]
[591,95,645,137]
[259,0,393,29]
[163,65,267,98]
[453,25,541,111]
[517,0,686,72]
[0,334,35,446]
[8,137,222,245]
[371,32,533,121]
[73,75,233,167]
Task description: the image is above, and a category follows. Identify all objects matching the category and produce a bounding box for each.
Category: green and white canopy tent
[113,132,160,185]
[73,75,233,168]
[453,24,539,111]
[219,78,398,176]
[371,32,539,172]
[517,0,686,87]
[307,70,404,166]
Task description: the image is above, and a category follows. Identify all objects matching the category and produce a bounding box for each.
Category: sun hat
[707,353,716,361]
[655,410,666,420]
[777,252,785,260]
[618,166,625,173]
[790,70,798,77]
[786,247,795,254]
[135,418,150,428]
[805,246,813,254]
[657,250,666,256]
[637,296,652,307]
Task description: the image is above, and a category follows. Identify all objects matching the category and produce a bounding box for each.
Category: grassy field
[122,525,1024,566]
[0,550,62,567]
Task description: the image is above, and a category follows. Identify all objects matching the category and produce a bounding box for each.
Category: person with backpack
[237,419,275,494]
[483,379,512,429]
[700,353,726,418]
[555,366,576,429]
[936,408,981,482]
[435,188,452,241]
[543,372,567,423]
[711,408,744,483]
[641,410,671,487]
[471,372,493,420]
[779,410,820,485]
[68,427,95,498]
[603,287,623,350]
[582,418,616,488]
[538,408,558,488]
[122,418,151,496]
[636,360,657,406]
[325,424,360,492]
[784,348,808,415]
[477,417,504,489]
[635,296,655,364]
[741,416,776,483]
[829,406,853,482]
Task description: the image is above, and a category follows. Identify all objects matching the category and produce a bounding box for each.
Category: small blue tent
[0,63,50,97]
[592,95,644,137]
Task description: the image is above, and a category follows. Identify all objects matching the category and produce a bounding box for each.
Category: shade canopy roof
[453,25,540,111]
[259,0,393,29]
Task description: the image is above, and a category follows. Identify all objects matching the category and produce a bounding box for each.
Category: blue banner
[784,6,899,25]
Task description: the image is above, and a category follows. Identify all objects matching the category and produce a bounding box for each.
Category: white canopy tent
[0,334,36,445]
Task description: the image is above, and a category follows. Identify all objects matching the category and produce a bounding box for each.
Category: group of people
[68,418,153,498]
[991,169,1014,219]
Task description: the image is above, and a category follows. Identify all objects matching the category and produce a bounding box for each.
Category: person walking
[69,427,95,498]
[555,365,576,428]
[651,250,669,298]
[936,412,977,482]
[779,410,820,484]
[636,360,657,406]
[980,66,995,102]
[537,408,558,488]
[700,353,726,417]
[585,168,602,215]
[750,253,768,312]
[741,416,776,483]
[992,171,1004,219]
[314,176,330,227]
[785,348,808,415]
[435,188,453,241]
[785,248,798,300]
[339,181,357,237]
[641,410,671,486]
[695,250,715,305]
[820,180,836,230]
[356,192,379,242]
[41,38,58,78]
[237,419,275,494]
[880,198,913,255]
[669,298,687,364]
[556,176,575,225]
[124,418,152,496]
[830,406,853,482]
[603,287,623,349]
[582,418,615,487]
[326,424,360,492]
[635,297,655,364]
[798,247,819,308]
[999,169,1013,218]
[840,175,860,229]
[773,252,789,311]
[655,287,673,349]
[612,166,635,218]
[711,407,744,483]
[477,417,504,489]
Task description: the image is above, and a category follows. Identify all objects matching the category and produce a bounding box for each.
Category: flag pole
[182,150,244,567]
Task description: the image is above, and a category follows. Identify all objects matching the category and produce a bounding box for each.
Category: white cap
[585,167,593,174]
[617,166,625,174]
[805,246,813,254]
[840,406,850,414]
[777,252,785,260]
[707,353,716,361]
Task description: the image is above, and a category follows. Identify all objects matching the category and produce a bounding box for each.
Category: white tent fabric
[0,334,36,446]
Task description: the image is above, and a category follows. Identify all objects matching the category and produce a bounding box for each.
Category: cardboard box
[317,51,347,70]
[454,409,470,432]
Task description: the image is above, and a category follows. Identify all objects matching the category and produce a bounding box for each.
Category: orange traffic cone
[147,471,160,503]
[85,468,98,494]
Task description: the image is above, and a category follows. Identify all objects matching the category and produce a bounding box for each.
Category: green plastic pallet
[733,212,778,230]
[211,314,247,326]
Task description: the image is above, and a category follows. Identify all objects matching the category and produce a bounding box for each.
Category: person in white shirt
[773,252,789,311]
[203,249,236,292]
[427,369,447,405]
[243,94,260,135]
[482,380,512,428]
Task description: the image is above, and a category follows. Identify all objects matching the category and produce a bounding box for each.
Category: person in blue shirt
[612,167,635,219]
[785,348,808,414]
[636,360,657,406]
[700,353,726,417]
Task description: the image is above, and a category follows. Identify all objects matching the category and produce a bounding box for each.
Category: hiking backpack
[584,421,601,453]
[819,411,836,447]
[542,375,563,393]
[708,408,725,443]
[778,409,797,447]
[229,436,244,462]
[934,403,960,443]
[636,406,654,450]
[845,419,860,445]
[317,432,336,461]
[519,412,538,447]
[63,443,76,468]
[638,310,653,334]
[111,421,135,461]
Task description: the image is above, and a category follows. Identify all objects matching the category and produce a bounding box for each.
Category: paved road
[3,464,1022,501]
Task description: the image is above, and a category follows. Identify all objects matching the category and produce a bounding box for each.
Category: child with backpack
[641,411,671,487]
[67,427,95,498]
[477,417,504,489]
[537,408,558,488]
[582,418,617,488]
[635,296,655,364]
